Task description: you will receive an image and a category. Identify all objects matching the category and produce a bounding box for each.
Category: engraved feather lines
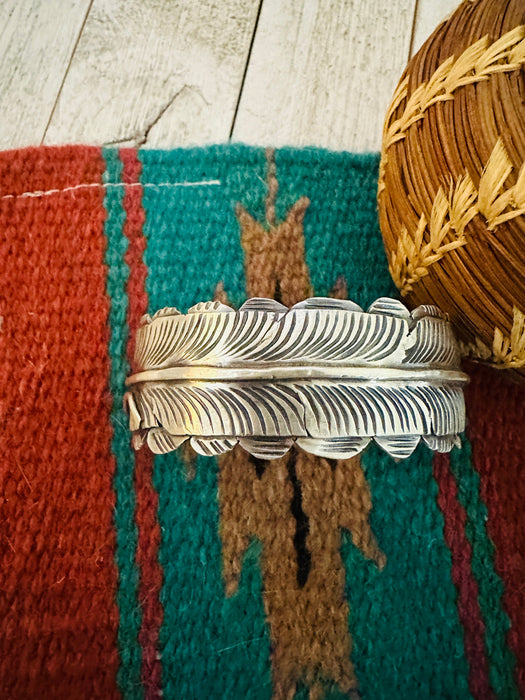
[389,139,525,295]
[135,298,440,369]
[132,376,464,442]
[379,26,525,192]
[129,299,466,460]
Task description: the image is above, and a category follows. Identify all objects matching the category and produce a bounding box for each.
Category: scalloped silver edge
[135,426,462,460]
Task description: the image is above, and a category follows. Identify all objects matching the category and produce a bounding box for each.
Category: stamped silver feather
[125,296,468,460]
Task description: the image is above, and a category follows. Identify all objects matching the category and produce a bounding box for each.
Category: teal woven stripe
[347,444,470,699]
[140,146,271,700]
[450,438,518,699]
[102,147,143,699]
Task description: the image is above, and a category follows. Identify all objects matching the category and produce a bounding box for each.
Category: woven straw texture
[0,144,524,699]
[378,0,525,379]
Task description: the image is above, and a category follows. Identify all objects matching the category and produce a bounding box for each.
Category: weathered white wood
[231,0,417,151]
[0,0,92,149]
[411,0,459,57]
[43,0,260,147]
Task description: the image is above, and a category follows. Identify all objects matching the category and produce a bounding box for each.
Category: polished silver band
[125,297,468,460]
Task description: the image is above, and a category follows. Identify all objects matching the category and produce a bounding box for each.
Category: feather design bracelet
[125,296,468,461]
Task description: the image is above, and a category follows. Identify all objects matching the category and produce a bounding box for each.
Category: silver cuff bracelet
[124,297,468,461]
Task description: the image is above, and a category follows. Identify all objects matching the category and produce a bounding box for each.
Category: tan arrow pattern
[216,149,385,699]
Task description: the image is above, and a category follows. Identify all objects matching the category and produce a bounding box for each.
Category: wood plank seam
[229,0,265,139]
[408,0,421,57]
[40,0,95,144]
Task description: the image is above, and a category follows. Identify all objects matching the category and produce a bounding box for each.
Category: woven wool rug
[0,145,524,700]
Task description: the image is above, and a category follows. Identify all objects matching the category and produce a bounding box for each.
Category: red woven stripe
[433,453,493,699]
[0,146,119,698]
[465,363,525,695]
[120,147,163,697]
[0,147,104,198]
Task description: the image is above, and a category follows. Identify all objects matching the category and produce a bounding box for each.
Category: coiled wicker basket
[378,0,525,379]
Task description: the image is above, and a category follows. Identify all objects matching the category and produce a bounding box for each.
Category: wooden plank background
[0,0,459,152]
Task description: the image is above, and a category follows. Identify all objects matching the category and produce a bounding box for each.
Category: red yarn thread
[465,364,525,695]
[0,146,120,699]
[433,453,494,699]
[120,148,163,698]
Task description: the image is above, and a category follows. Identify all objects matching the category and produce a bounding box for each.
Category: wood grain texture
[0,0,92,149]
[43,0,260,147]
[231,0,417,151]
[0,1,457,151]
[411,0,460,56]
